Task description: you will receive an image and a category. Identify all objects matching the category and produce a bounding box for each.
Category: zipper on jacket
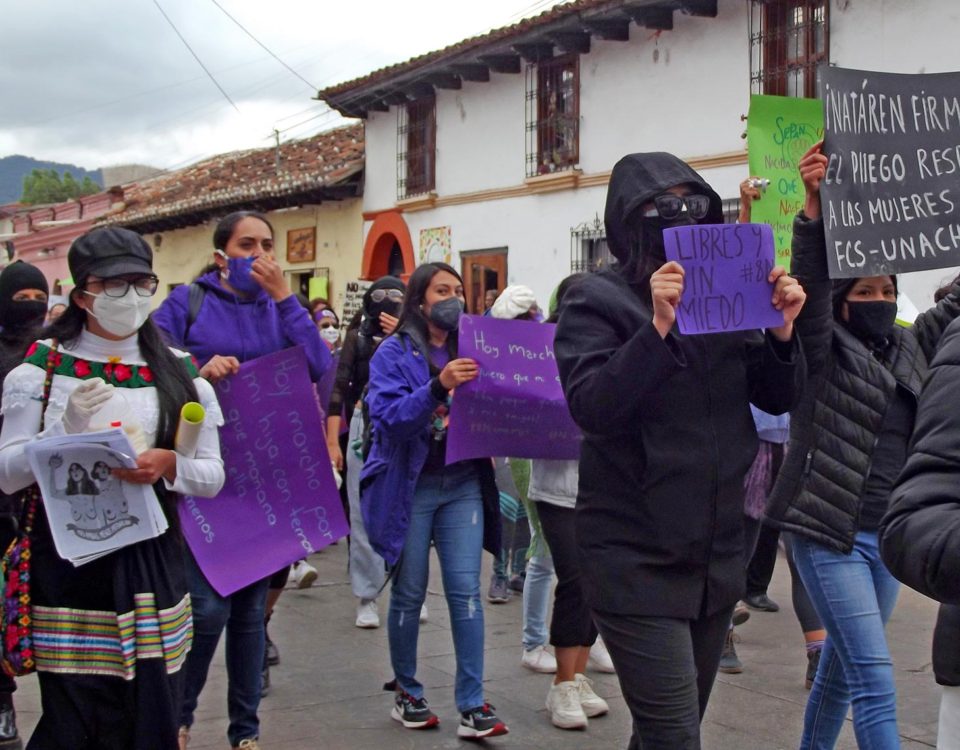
[802,448,816,477]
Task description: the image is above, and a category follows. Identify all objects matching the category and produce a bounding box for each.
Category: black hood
[604,152,724,267]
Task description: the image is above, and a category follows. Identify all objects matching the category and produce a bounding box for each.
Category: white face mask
[320,327,340,344]
[84,288,152,338]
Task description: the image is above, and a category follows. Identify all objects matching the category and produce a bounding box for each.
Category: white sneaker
[545,680,588,729]
[521,645,557,674]
[575,673,609,717]
[419,603,429,623]
[291,559,318,589]
[588,637,616,674]
[355,599,380,629]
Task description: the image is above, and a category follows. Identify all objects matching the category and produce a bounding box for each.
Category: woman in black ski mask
[0,260,49,379]
[554,152,807,748]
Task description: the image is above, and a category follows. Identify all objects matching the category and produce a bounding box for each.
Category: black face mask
[428,297,464,332]
[2,300,47,331]
[845,300,897,347]
[633,215,697,283]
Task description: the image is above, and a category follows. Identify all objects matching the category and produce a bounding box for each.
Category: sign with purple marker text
[664,223,785,335]
[179,347,348,596]
[446,315,580,463]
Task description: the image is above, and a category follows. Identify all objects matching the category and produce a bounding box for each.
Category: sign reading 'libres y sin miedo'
[820,66,960,278]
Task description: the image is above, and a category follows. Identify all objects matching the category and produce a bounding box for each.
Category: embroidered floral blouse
[0,330,225,498]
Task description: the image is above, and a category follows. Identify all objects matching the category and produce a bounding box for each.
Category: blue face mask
[219,253,261,295]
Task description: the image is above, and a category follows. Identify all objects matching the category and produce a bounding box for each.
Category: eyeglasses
[642,193,711,221]
[370,288,404,303]
[88,276,160,298]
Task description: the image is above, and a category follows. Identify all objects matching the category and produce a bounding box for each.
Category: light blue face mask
[218,251,260,295]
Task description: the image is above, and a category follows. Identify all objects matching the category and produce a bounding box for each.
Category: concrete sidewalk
[13,542,942,748]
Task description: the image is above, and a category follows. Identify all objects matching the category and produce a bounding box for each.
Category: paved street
[13,542,942,749]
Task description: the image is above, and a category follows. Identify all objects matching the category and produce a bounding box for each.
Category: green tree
[20,169,101,204]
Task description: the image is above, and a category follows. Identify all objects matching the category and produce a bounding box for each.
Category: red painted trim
[361,211,415,280]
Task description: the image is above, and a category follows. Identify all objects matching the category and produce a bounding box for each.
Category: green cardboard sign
[747,95,825,270]
[308,276,328,301]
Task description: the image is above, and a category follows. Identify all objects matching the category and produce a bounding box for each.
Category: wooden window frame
[525,55,580,177]
[397,95,436,199]
[750,0,829,98]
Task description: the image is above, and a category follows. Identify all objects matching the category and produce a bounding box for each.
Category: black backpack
[183,283,206,340]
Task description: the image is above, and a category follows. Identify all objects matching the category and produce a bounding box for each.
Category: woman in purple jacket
[361,262,507,741]
[153,210,330,750]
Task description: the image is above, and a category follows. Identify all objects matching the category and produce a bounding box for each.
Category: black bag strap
[184,283,206,340]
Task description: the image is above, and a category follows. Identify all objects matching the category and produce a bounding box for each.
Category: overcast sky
[0,0,564,172]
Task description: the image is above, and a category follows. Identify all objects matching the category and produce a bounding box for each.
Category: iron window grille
[526,55,580,178]
[570,216,613,274]
[750,0,829,98]
[397,95,436,199]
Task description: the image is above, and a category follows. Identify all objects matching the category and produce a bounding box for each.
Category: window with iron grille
[526,55,580,178]
[750,0,828,98]
[570,216,612,274]
[397,95,436,199]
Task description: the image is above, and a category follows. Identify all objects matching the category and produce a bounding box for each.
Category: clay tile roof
[321,0,615,96]
[103,123,364,232]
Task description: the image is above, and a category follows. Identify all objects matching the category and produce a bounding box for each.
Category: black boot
[0,694,22,750]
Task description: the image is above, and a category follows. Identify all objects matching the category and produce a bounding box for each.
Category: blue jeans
[790,531,901,750]
[388,464,485,712]
[180,550,270,746]
[522,553,554,650]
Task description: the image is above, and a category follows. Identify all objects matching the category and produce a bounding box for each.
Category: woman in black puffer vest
[765,143,960,750]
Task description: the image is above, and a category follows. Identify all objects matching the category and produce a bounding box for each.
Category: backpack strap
[184,283,206,340]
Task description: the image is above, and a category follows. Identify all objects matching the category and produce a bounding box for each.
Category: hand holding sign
[651,261,686,339]
[798,141,828,220]
[768,266,806,341]
[439,358,479,389]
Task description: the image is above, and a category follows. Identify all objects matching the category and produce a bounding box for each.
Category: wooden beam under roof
[512,41,554,63]
[547,30,591,54]
[424,72,462,90]
[621,4,674,30]
[679,0,718,17]
[377,90,410,106]
[581,17,631,41]
[476,53,522,74]
[449,63,490,82]
[402,81,436,99]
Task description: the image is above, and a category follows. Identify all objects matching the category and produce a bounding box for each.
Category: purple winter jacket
[152,271,331,381]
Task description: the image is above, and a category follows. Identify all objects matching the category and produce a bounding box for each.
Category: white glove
[61,378,115,434]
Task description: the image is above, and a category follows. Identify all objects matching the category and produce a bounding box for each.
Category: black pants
[536,502,598,648]
[746,523,781,596]
[593,604,734,750]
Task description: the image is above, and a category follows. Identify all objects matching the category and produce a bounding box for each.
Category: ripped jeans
[388,463,485,712]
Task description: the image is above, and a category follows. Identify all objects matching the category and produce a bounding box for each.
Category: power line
[152,0,240,113]
[208,0,317,91]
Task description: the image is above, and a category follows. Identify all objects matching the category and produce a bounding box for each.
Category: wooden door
[461,251,507,314]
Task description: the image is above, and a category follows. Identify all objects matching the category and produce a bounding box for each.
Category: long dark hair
[397,262,462,370]
[213,211,274,251]
[45,294,199,451]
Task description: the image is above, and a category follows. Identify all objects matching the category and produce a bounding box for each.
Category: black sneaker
[391,690,439,729]
[457,703,508,739]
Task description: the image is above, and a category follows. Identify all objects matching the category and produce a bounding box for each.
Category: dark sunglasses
[642,193,711,221]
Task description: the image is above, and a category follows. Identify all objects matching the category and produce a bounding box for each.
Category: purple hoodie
[152,271,331,382]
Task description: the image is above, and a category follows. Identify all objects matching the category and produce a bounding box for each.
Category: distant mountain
[0,155,103,204]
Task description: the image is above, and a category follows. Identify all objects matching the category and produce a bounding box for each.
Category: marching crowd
[0,143,955,750]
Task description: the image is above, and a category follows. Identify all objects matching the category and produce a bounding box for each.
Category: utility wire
[208,0,317,91]
[152,0,240,112]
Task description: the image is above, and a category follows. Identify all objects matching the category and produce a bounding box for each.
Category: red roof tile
[103,124,364,231]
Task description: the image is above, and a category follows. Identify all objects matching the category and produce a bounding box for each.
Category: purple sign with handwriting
[179,347,348,596]
[664,223,785,335]
[445,315,581,463]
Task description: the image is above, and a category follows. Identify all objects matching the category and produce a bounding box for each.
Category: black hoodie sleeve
[880,317,960,605]
[554,278,687,435]
[789,213,834,379]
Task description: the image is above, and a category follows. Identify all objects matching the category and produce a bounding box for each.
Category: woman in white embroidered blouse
[0,227,225,750]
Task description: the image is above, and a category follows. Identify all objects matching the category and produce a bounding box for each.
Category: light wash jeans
[388,463,485,712]
[790,530,901,750]
[347,409,386,600]
[522,553,554,650]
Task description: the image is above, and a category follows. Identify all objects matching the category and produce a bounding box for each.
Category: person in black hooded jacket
[553,152,806,749]
[880,312,960,749]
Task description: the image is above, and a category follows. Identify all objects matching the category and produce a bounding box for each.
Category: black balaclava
[361,276,406,337]
[832,276,899,349]
[0,261,49,332]
[604,153,724,289]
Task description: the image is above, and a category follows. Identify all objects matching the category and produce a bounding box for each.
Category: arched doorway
[362,211,415,280]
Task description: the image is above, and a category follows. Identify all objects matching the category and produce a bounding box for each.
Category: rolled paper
[174,402,205,459]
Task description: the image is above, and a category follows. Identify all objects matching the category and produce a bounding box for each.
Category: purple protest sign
[178,347,348,596]
[445,315,581,463]
[664,223,785,335]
